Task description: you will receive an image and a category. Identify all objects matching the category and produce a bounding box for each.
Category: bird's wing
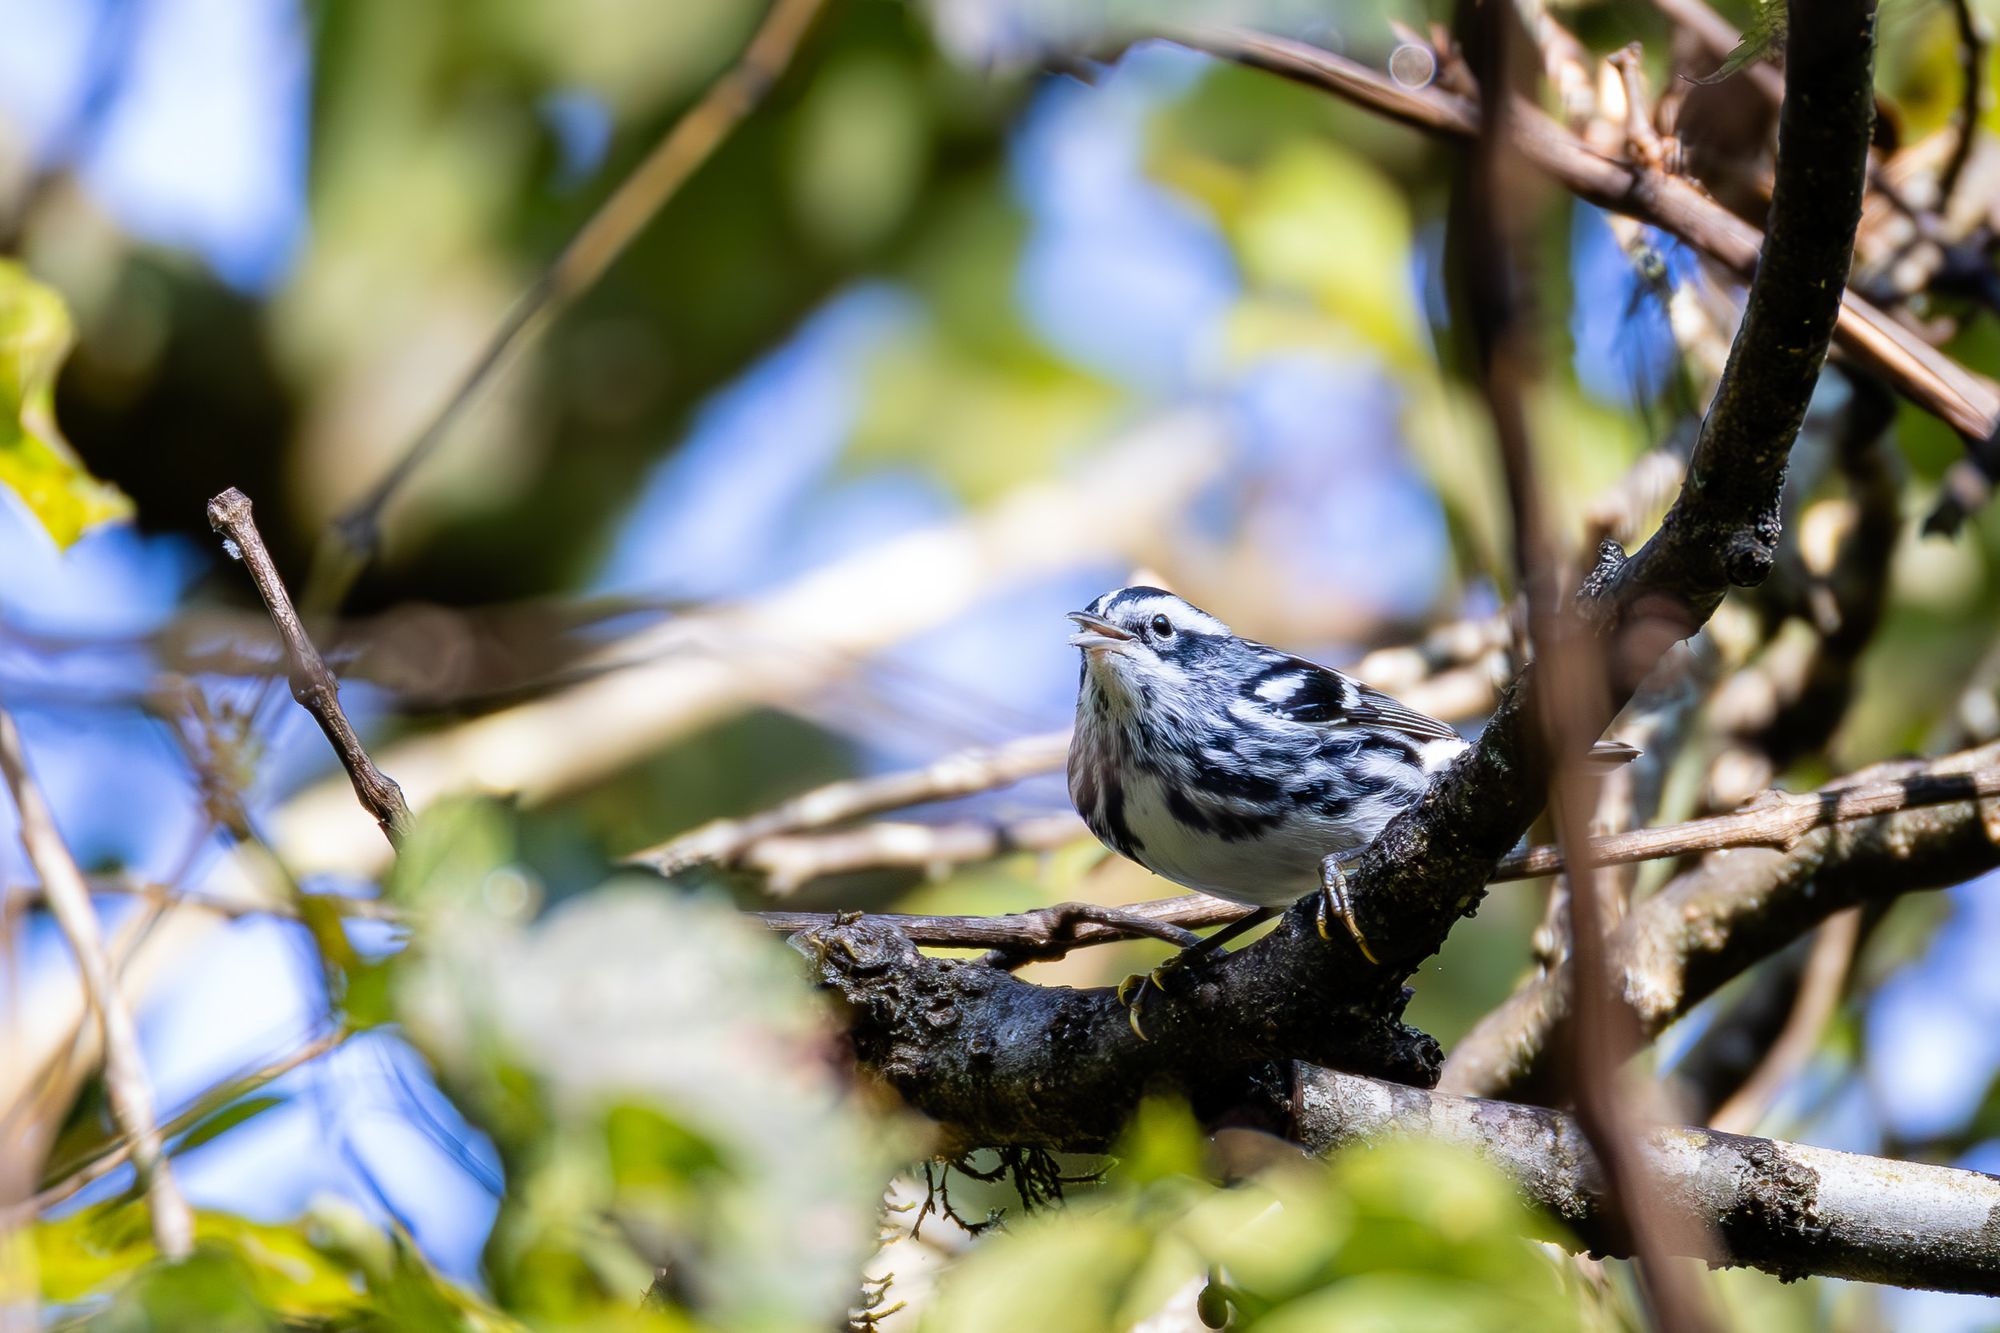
[1251,652,1463,743]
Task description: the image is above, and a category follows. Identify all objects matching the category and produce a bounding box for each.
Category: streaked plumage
[1066,586,1632,910]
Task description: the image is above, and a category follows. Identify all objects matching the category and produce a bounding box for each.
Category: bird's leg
[1317,850,1381,966]
[1117,906,1278,1040]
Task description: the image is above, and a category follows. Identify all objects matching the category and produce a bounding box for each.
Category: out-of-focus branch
[2,1028,349,1231]
[639,732,1071,874]
[1707,906,1862,1135]
[1940,0,1986,211]
[742,812,1085,895]
[1295,1066,2000,1295]
[207,488,411,848]
[0,708,192,1259]
[321,0,829,582]
[6,876,400,925]
[1443,741,2000,1099]
[1452,5,1711,1311]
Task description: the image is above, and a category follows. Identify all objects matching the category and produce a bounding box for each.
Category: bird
[1066,585,1635,1030]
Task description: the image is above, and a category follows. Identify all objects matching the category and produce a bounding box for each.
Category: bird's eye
[1150,614,1174,638]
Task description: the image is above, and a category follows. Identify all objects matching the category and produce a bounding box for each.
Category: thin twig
[754,763,2000,948]
[742,812,1086,895]
[321,0,829,587]
[1707,906,1861,1134]
[639,732,1072,873]
[762,896,1224,956]
[207,488,411,848]
[3,1027,349,1230]
[0,707,193,1258]
[5,876,401,925]
[1497,766,2000,878]
[1939,0,1986,212]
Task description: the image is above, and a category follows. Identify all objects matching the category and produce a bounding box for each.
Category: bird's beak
[1068,611,1133,653]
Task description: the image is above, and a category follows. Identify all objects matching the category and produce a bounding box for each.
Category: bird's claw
[1317,855,1381,966]
[1116,963,1181,1041]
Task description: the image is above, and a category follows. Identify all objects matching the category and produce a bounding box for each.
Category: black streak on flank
[1101,772,1143,855]
[1167,788,1212,833]
[1192,764,1286,805]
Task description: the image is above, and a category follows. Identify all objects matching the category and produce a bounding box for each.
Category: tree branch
[1443,740,2000,1098]
[207,487,411,848]
[1295,1067,2000,1295]
[1169,24,1997,447]
[0,707,193,1258]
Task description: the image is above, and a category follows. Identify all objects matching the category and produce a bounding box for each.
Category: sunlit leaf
[0,260,132,546]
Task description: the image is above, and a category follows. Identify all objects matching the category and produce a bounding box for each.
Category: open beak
[1067,611,1133,653]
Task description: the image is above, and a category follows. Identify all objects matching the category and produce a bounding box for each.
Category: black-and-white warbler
[1067,586,1634,1026]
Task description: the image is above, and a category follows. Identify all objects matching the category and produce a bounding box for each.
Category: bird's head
[1068,586,1243,701]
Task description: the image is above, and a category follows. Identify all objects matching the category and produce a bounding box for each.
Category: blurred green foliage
[924,1099,1612,1332]
[387,799,908,1330]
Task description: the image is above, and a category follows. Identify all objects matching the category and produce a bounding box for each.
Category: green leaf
[0,259,132,546]
[1691,0,1788,85]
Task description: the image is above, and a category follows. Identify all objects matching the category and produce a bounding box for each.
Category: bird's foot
[1317,854,1381,966]
[1116,949,1213,1041]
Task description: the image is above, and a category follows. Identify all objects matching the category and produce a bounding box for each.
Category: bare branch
[1170,25,1998,448]
[0,707,193,1258]
[639,732,1071,874]
[1707,907,1862,1135]
[1296,1066,2000,1295]
[740,813,1085,895]
[207,487,411,847]
[1443,741,2000,1099]
[1452,7,1714,1312]
[2,1027,349,1231]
